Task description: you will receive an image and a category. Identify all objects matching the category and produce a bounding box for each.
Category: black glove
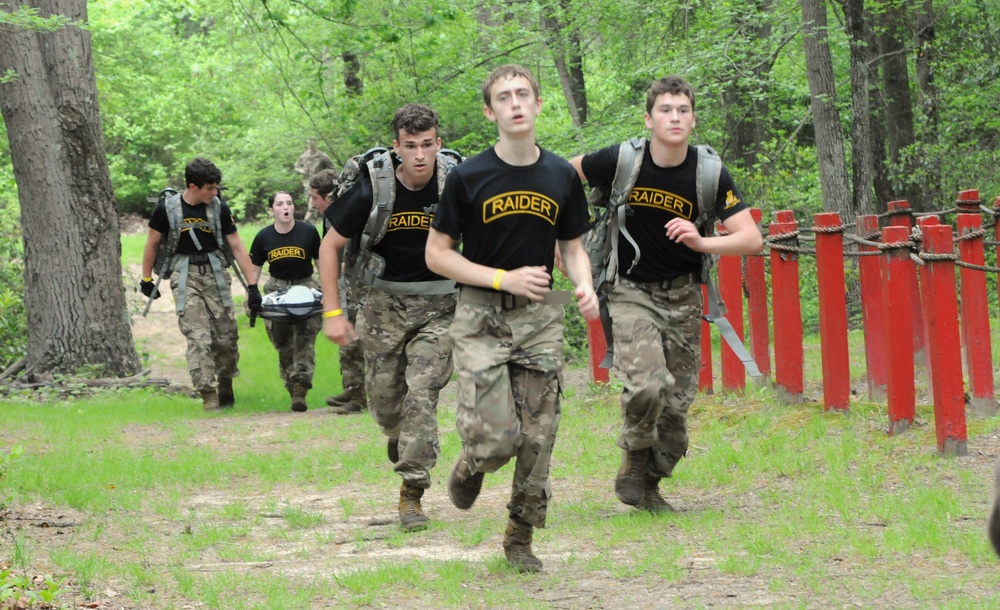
[139,278,161,299]
[247,284,262,311]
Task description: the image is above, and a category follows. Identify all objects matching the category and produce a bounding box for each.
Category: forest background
[1,0,1000,372]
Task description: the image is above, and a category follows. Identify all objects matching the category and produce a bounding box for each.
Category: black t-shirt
[324,159,445,283]
[249,222,322,280]
[581,144,747,281]
[432,147,590,282]
[148,197,238,255]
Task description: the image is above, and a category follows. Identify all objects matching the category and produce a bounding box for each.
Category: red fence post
[699,285,713,394]
[856,215,887,401]
[769,211,803,404]
[587,318,609,384]
[881,225,915,435]
[746,208,770,385]
[814,212,850,411]
[956,191,995,413]
[718,225,746,392]
[915,216,939,396]
[886,200,927,365]
[920,224,968,456]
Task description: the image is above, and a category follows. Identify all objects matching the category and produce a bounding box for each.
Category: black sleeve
[307,224,322,261]
[148,201,169,234]
[324,179,373,239]
[430,169,465,241]
[248,229,267,267]
[219,201,238,235]
[579,144,620,189]
[715,165,749,223]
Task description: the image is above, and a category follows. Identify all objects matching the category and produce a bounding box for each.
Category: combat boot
[502,516,543,573]
[447,457,484,510]
[290,384,308,413]
[398,481,429,531]
[614,448,649,506]
[201,390,223,412]
[636,476,674,513]
[326,386,363,407]
[218,378,235,408]
[330,392,366,415]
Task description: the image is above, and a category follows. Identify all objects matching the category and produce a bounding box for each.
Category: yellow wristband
[492,269,506,291]
[142,277,153,283]
[323,309,343,319]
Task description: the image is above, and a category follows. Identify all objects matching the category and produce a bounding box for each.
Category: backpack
[144,188,241,316]
[585,140,760,377]
[151,188,232,279]
[338,148,462,287]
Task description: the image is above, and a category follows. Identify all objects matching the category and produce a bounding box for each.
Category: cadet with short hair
[249,191,323,412]
[569,76,762,512]
[308,169,368,414]
[320,103,458,531]
[140,158,260,411]
[426,65,600,572]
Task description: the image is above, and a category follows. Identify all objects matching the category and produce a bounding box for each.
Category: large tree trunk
[0,0,140,376]
[800,0,854,218]
[842,0,876,216]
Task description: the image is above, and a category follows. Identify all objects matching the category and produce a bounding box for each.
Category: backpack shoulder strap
[164,193,184,254]
[694,145,722,233]
[613,137,646,276]
[206,196,227,250]
[360,150,397,251]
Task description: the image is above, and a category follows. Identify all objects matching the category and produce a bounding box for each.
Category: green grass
[3,234,1000,607]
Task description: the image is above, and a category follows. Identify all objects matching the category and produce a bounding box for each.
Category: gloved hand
[247,284,262,311]
[139,278,161,299]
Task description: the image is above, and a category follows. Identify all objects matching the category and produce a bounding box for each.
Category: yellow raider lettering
[482,191,559,225]
[628,188,694,220]
[268,246,307,263]
[181,217,214,234]
[387,212,432,232]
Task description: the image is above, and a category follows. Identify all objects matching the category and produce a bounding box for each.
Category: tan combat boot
[290,384,308,413]
[201,390,223,412]
[502,516,543,573]
[329,391,366,414]
[614,448,649,506]
[398,481,429,532]
[636,476,674,513]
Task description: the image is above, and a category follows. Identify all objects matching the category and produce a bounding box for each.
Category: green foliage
[0,201,25,369]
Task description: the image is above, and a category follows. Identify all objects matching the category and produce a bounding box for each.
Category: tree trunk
[541,0,588,127]
[842,0,875,216]
[914,0,940,207]
[800,0,854,218]
[0,0,140,376]
[721,0,774,172]
[877,2,921,210]
[864,5,892,214]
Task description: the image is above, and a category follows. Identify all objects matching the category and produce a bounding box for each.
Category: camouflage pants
[338,276,366,394]
[171,266,239,393]
[608,279,702,480]
[358,289,456,488]
[450,300,564,528]
[263,277,322,390]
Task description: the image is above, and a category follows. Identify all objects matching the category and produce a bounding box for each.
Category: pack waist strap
[633,273,700,291]
[459,286,572,310]
[370,278,456,296]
